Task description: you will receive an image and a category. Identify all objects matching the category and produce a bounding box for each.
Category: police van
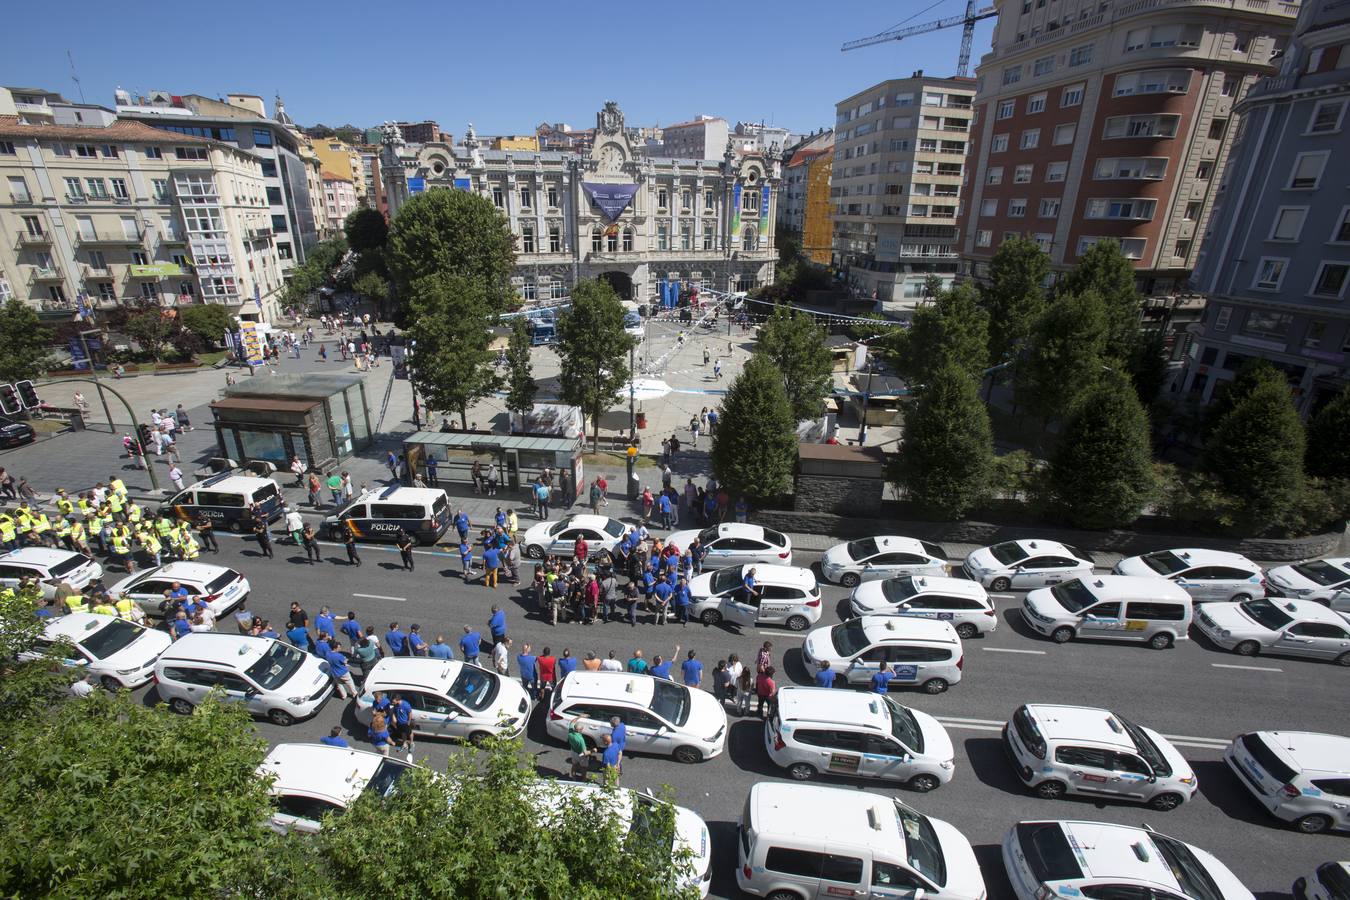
[323,486,450,545]
[163,473,283,532]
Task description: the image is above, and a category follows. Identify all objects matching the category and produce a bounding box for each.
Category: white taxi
[108,561,250,620]
[1113,547,1264,602]
[258,742,417,834]
[355,657,533,744]
[521,514,630,560]
[667,523,793,568]
[1195,597,1350,665]
[0,547,103,599]
[821,535,948,587]
[1294,861,1350,899]
[848,574,997,638]
[25,612,171,690]
[688,564,821,631]
[962,540,1093,591]
[801,616,964,694]
[1002,820,1254,900]
[1266,557,1350,604]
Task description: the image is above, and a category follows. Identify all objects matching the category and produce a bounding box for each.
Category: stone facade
[793,445,885,516]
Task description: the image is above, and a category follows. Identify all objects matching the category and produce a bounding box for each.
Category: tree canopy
[386,189,516,313]
[754,306,834,422]
[1307,386,1350,479]
[556,279,635,451]
[0,300,53,383]
[886,282,989,386]
[504,317,537,423]
[178,304,235,347]
[344,207,388,256]
[1015,288,1109,425]
[978,236,1048,365]
[890,361,994,519]
[1057,239,1141,352]
[405,273,500,429]
[711,354,798,503]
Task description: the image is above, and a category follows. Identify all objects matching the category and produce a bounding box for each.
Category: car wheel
[922,677,948,695]
[1148,792,1184,811]
[1295,813,1332,834]
[469,731,491,747]
[169,697,195,716]
[1232,592,1253,603]
[788,762,816,781]
[228,520,242,534]
[267,709,295,727]
[767,891,804,900]
[700,609,723,626]
[1036,779,1068,800]
[955,622,978,639]
[786,615,809,632]
[1235,640,1261,657]
[839,572,860,588]
[100,675,123,691]
[1337,651,1350,668]
[673,745,703,764]
[328,526,344,541]
[990,577,1011,592]
[1149,632,1174,650]
[908,773,941,793]
[1051,626,1075,644]
[525,544,545,560]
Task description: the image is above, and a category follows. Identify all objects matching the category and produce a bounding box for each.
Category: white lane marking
[1161,735,1232,750]
[933,715,1232,749]
[982,647,1046,655]
[990,593,1017,600]
[353,593,407,602]
[933,717,1005,733]
[1211,662,1282,672]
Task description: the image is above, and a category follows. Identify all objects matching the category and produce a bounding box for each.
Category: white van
[736,782,986,900]
[322,485,451,545]
[162,473,283,532]
[1022,575,1193,649]
[153,632,333,725]
[1225,730,1350,834]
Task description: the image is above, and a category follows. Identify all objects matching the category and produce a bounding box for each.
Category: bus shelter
[401,431,583,498]
[210,373,372,472]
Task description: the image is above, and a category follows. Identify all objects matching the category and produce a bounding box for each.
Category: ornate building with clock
[382,101,778,303]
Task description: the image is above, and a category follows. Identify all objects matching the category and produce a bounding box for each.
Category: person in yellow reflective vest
[54,517,73,551]
[64,590,90,614]
[68,519,89,555]
[109,477,127,500]
[91,595,117,617]
[126,502,143,525]
[113,592,146,624]
[176,523,200,560]
[0,511,17,552]
[13,503,33,545]
[109,527,134,573]
[55,489,74,518]
[155,516,174,540]
[107,492,125,524]
[138,528,162,567]
[76,494,92,518]
[30,512,52,546]
[85,511,106,555]
[163,527,182,560]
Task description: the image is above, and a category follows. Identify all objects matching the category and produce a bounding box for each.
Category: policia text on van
[163,474,283,533]
[323,487,451,545]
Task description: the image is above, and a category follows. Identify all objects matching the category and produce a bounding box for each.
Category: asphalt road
[121,534,1348,900]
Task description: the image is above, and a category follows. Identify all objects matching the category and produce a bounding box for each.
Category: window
[765,848,825,879]
[1009,199,1027,217]
[680,223,692,250]
[1033,233,1052,251]
[591,228,602,252]
[1234,33,1249,53]
[1069,44,1093,66]
[1103,115,1180,138]
[1221,75,1239,97]
[1079,236,1146,258]
[1039,198,1061,217]
[1253,257,1288,289]
[1014,164,1034,183]
[680,190,691,211]
[1174,239,1191,258]
[1184,201,1202,221]
[75,144,97,158]
[1312,262,1350,298]
[266,186,282,205]
[743,190,759,211]
[1052,123,1076,145]
[704,189,714,211]
[1045,161,1068,182]
[251,129,273,148]
[7,176,30,203]
[64,177,85,201]
[84,178,109,200]
[110,178,129,201]
[271,214,288,233]
[1308,100,1346,134]
[976,229,993,247]
[48,286,68,303]
[87,250,107,270]
[1331,207,1350,243]
[1027,93,1047,114]
[997,100,1015,120]
[260,159,277,177]
[657,188,668,209]
[991,134,1009,152]
[520,187,533,209]
[1093,157,1168,180]
[1289,152,1330,190]
[1033,55,1056,76]
[549,226,561,253]
[174,147,207,160]
[657,225,668,251]
[152,179,169,201]
[1270,207,1307,242]
[520,226,534,253]
[1212,306,1232,332]
[1243,309,1293,338]
[21,214,43,236]
[521,281,536,301]
[987,166,1004,185]
[0,140,14,155]
[1086,198,1157,219]
[1003,65,1023,85]
[547,185,559,208]
[491,185,504,207]
[702,225,713,251]
[981,199,998,216]
[1020,129,1040,149]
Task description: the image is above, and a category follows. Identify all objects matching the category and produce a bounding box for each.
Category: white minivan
[1225,730,1350,834]
[153,633,333,725]
[736,782,986,900]
[1022,575,1193,649]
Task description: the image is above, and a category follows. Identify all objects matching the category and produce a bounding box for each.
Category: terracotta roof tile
[320,170,352,182]
[0,116,210,143]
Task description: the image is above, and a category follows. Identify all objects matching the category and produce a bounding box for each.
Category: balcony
[245,225,274,240]
[82,264,113,280]
[15,232,51,249]
[75,230,145,248]
[159,233,188,246]
[29,266,64,282]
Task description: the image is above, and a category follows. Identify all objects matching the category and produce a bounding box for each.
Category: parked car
[962,540,1093,591]
[521,514,630,560]
[1113,547,1264,602]
[1265,557,1350,604]
[667,523,792,568]
[1194,597,1350,664]
[0,415,36,448]
[821,535,948,587]
[848,575,997,638]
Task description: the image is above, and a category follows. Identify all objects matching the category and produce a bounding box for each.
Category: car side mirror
[245,689,260,698]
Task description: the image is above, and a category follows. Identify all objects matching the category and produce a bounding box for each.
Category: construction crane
[842,0,997,78]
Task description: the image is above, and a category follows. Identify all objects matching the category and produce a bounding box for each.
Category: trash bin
[69,410,85,431]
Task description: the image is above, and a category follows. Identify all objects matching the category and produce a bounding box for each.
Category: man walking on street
[395,529,415,571]
[488,605,507,647]
[459,625,482,666]
[302,524,321,563]
[326,641,358,699]
[534,480,550,520]
[343,526,361,566]
[493,635,511,675]
[253,517,273,559]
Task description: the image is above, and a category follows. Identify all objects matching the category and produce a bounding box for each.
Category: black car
[0,416,35,449]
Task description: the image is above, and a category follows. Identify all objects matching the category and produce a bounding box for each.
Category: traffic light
[15,380,39,409]
[0,384,19,416]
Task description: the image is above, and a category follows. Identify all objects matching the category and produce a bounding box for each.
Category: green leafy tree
[1015,289,1109,425]
[1204,364,1306,533]
[0,692,276,898]
[386,189,516,313]
[1203,360,1281,442]
[1058,238,1140,351]
[1048,369,1157,528]
[754,306,833,422]
[281,264,318,309]
[979,236,1048,365]
[885,282,989,385]
[344,207,388,255]
[711,355,798,503]
[504,317,537,425]
[890,362,994,519]
[406,274,500,429]
[1307,386,1350,479]
[122,309,174,362]
[352,271,389,307]
[557,279,634,452]
[0,299,53,383]
[178,304,235,347]
[1125,329,1169,406]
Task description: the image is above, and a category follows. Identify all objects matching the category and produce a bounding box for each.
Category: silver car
[1194,597,1350,665]
[820,536,948,587]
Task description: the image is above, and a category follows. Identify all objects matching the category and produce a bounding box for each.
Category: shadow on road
[1192,759,1287,830]
[972,843,1013,900]
[964,736,1034,797]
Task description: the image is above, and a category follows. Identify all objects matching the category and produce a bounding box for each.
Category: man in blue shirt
[458,540,474,582]
[649,653,676,680]
[320,727,349,748]
[488,606,507,645]
[407,625,427,657]
[626,651,649,674]
[315,607,336,641]
[516,642,539,698]
[681,650,703,688]
[259,621,279,639]
[482,544,501,589]
[608,716,627,752]
[340,611,362,645]
[314,634,332,659]
[390,693,413,751]
[741,567,760,607]
[556,648,578,679]
[495,507,506,529]
[171,611,192,639]
[870,661,896,694]
[454,510,470,542]
[600,734,622,782]
[673,577,692,627]
[657,492,673,528]
[814,660,837,688]
[652,579,674,625]
[325,642,357,699]
[286,623,310,650]
[385,622,408,656]
[459,626,482,664]
[428,635,453,660]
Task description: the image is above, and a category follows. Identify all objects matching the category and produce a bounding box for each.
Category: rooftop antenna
[67,49,85,104]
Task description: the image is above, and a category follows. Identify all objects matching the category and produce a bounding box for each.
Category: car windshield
[894,801,946,887]
[830,620,872,657]
[698,527,720,544]
[448,666,499,711]
[547,519,573,537]
[885,697,924,752]
[987,542,1026,566]
[1291,560,1350,586]
[602,519,626,538]
[244,641,307,690]
[48,555,88,578]
[763,529,787,547]
[845,538,879,561]
[880,577,920,604]
[79,618,145,659]
[1152,834,1222,900]
[252,483,279,504]
[1316,863,1350,897]
[362,759,413,799]
[1049,579,1098,613]
[709,567,743,594]
[1119,716,1170,776]
[1141,550,1189,575]
[648,679,691,726]
[1240,598,1294,631]
[630,794,677,856]
[206,571,239,593]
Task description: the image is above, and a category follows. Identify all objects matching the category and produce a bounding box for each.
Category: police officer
[194,513,218,553]
[395,529,414,571]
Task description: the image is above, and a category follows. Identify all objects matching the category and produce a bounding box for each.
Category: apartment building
[312,135,367,204]
[322,171,358,232]
[395,120,444,144]
[1178,0,1350,413]
[832,74,976,304]
[114,90,322,271]
[779,130,835,266]
[491,135,540,151]
[957,0,1298,312]
[0,91,283,321]
[651,116,729,160]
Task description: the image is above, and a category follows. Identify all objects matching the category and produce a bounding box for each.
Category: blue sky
[5,0,995,138]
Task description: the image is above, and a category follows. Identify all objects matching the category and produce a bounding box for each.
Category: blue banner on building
[760,185,771,229]
[407,177,426,194]
[453,178,471,191]
[581,182,639,222]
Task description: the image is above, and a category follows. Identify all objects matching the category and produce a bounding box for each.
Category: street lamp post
[53,376,159,492]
